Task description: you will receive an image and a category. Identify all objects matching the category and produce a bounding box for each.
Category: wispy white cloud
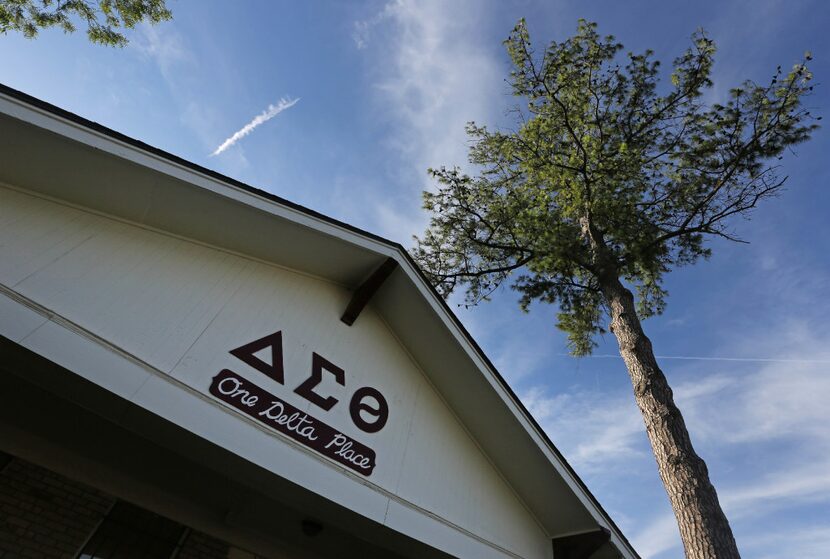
[725,465,830,517]
[492,338,551,385]
[352,0,400,49]
[353,0,503,244]
[631,513,681,559]
[558,321,830,559]
[129,24,238,167]
[210,98,300,157]
[636,461,830,558]
[131,23,191,77]
[521,385,648,473]
[749,525,830,559]
[132,24,300,168]
[567,353,830,364]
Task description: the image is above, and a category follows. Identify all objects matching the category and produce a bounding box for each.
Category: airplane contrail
[211,97,300,156]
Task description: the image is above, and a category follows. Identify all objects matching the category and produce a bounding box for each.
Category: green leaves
[414,19,818,355]
[0,0,172,46]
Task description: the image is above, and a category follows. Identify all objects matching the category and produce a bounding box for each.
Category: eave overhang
[0,83,640,559]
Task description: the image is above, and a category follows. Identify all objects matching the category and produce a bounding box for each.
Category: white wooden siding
[0,184,550,559]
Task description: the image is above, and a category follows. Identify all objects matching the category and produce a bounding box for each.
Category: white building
[0,84,640,559]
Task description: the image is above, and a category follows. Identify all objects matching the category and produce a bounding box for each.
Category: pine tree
[414,19,818,558]
[1,0,171,46]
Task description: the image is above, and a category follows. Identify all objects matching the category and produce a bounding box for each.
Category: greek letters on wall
[208,330,387,477]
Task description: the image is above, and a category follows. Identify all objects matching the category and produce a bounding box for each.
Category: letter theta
[349,386,388,433]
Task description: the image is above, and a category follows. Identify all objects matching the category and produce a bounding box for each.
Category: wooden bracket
[552,528,611,559]
[340,258,398,326]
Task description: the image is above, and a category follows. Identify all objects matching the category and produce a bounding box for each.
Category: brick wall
[0,453,115,558]
[177,530,231,559]
[0,453,237,559]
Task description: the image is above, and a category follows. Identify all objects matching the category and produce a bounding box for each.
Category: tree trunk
[602,276,741,559]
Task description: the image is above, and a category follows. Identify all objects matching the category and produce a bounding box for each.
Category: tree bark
[602,276,741,559]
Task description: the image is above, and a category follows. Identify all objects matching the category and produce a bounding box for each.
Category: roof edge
[0,81,640,558]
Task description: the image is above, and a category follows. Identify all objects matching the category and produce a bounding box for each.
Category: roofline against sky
[0,81,641,559]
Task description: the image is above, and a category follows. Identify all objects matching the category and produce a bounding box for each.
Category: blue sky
[2,1,829,556]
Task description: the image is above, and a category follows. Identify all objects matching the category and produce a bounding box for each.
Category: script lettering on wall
[208,330,388,477]
[210,370,376,475]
